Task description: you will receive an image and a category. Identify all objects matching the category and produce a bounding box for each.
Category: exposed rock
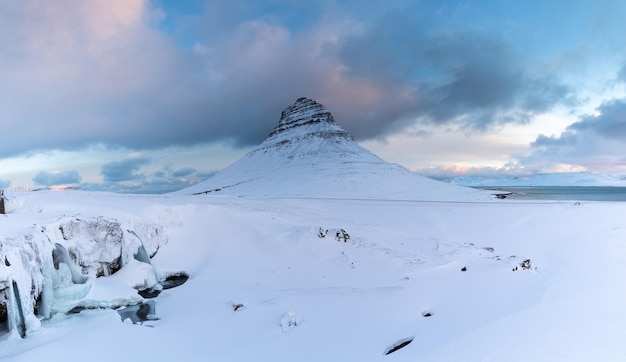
[233,303,244,311]
[257,97,355,155]
[161,272,189,290]
[137,272,189,298]
[384,336,414,355]
[512,259,534,271]
[280,311,300,331]
[317,227,350,242]
[335,229,350,242]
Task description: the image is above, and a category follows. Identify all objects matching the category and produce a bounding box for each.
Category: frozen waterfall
[1,216,173,338]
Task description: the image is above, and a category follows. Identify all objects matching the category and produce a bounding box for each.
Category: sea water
[475,186,626,202]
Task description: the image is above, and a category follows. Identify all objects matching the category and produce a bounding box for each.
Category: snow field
[1,192,625,361]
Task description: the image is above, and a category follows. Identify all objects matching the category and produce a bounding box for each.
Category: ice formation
[0,216,170,338]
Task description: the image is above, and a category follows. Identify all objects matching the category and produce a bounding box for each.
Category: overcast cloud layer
[1,0,626,192]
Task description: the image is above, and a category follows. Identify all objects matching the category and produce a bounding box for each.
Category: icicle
[52,243,88,284]
[8,280,26,338]
[126,230,153,265]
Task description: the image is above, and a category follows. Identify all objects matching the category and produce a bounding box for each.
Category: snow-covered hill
[445,171,626,187]
[179,98,487,201]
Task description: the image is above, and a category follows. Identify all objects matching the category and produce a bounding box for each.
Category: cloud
[82,178,190,194]
[531,98,626,148]
[32,170,81,186]
[0,0,582,160]
[172,167,196,177]
[569,100,626,140]
[337,16,577,133]
[85,163,215,193]
[521,98,626,173]
[196,170,218,179]
[0,179,10,189]
[415,164,535,180]
[101,155,151,182]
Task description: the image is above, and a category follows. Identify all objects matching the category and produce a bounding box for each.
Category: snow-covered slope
[446,172,626,187]
[179,98,486,201]
[2,190,626,361]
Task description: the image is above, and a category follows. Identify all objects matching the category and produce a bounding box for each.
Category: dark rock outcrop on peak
[267,97,352,140]
[249,97,362,157]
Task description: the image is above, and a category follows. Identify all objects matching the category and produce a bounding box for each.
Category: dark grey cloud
[33,170,81,186]
[82,178,189,194]
[196,170,218,179]
[337,19,576,133]
[520,97,626,172]
[85,164,216,194]
[172,167,196,177]
[569,100,626,140]
[531,132,579,148]
[101,156,151,182]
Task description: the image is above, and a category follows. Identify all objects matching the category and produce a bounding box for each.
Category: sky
[1,0,626,193]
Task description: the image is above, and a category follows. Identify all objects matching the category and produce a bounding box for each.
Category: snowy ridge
[180,98,487,201]
[446,171,626,187]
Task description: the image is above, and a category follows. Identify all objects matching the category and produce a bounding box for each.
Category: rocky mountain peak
[263,97,353,142]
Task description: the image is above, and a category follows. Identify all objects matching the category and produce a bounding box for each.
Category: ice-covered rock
[0,217,170,338]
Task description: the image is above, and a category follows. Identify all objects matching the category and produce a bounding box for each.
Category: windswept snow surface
[1,190,625,361]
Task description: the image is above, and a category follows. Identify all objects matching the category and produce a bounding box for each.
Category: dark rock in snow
[161,272,189,290]
[335,229,350,242]
[137,272,189,298]
[512,259,534,271]
[384,336,414,355]
[233,303,244,311]
[520,259,532,270]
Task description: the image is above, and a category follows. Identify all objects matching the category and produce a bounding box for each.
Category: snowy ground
[1,190,625,361]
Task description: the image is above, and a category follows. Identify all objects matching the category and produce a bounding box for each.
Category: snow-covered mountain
[445,172,626,187]
[180,97,486,201]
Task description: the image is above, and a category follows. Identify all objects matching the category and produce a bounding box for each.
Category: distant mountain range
[179,97,487,201]
[442,172,626,187]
